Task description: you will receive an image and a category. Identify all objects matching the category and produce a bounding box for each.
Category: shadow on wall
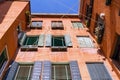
[0,1,12,24]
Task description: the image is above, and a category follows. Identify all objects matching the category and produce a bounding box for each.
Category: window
[52,64,72,80]
[51,36,67,51]
[45,34,72,51]
[85,0,94,27]
[21,35,39,51]
[113,35,120,65]
[52,36,66,47]
[51,21,64,29]
[106,0,112,6]
[23,36,39,45]
[77,36,94,48]
[31,21,42,29]
[94,14,105,44]
[72,22,84,28]
[0,48,8,75]
[86,62,112,80]
[14,64,33,80]
[18,33,45,51]
[6,61,81,80]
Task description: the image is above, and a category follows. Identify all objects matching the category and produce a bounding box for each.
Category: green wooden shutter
[38,34,44,47]
[87,63,112,80]
[31,61,42,80]
[70,61,81,80]
[64,34,72,47]
[45,34,52,47]
[72,22,78,28]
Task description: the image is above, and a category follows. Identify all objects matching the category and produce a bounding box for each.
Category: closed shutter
[64,34,72,47]
[6,62,19,80]
[19,33,26,46]
[31,61,42,80]
[42,61,51,80]
[77,37,86,48]
[31,22,37,27]
[38,34,44,47]
[37,22,42,28]
[77,23,84,28]
[51,22,56,29]
[87,63,112,80]
[84,37,94,48]
[72,23,78,28]
[45,34,52,47]
[70,61,81,80]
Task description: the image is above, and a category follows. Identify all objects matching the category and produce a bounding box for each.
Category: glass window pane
[23,36,39,45]
[52,64,72,80]
[15,64,33,80]
[52,36,65,47]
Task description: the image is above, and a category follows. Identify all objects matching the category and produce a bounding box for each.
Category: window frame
[31,21,43,29]
[112,35,120,64]
[51,21,64,30]
[0,46,9,76]
[14,63,33,80]
[52,36,66,47]
[77,36,94,48]
[23,35,39,46]
[51,35,67,51]
[52,63,72,80]
[72,21,84,29]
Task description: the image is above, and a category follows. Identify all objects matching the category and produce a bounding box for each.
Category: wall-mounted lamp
[100,13,105,20]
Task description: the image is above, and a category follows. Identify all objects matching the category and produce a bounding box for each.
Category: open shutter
[42,61,51,80]
[38,34,44,47]
[45,34,52,47]
[6,62,19,80]
[64,34,72,47]
[31,61,42,80]
[19,33,26,46]
[87,63,112,80]
[70,61,81,80]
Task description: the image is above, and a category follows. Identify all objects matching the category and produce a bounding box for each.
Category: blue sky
[30,0,80,14]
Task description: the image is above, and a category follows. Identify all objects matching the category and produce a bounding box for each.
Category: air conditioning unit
[106,0,112,6]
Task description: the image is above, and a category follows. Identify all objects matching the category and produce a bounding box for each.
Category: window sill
[21,45,38,51]
[51,46,67,51]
